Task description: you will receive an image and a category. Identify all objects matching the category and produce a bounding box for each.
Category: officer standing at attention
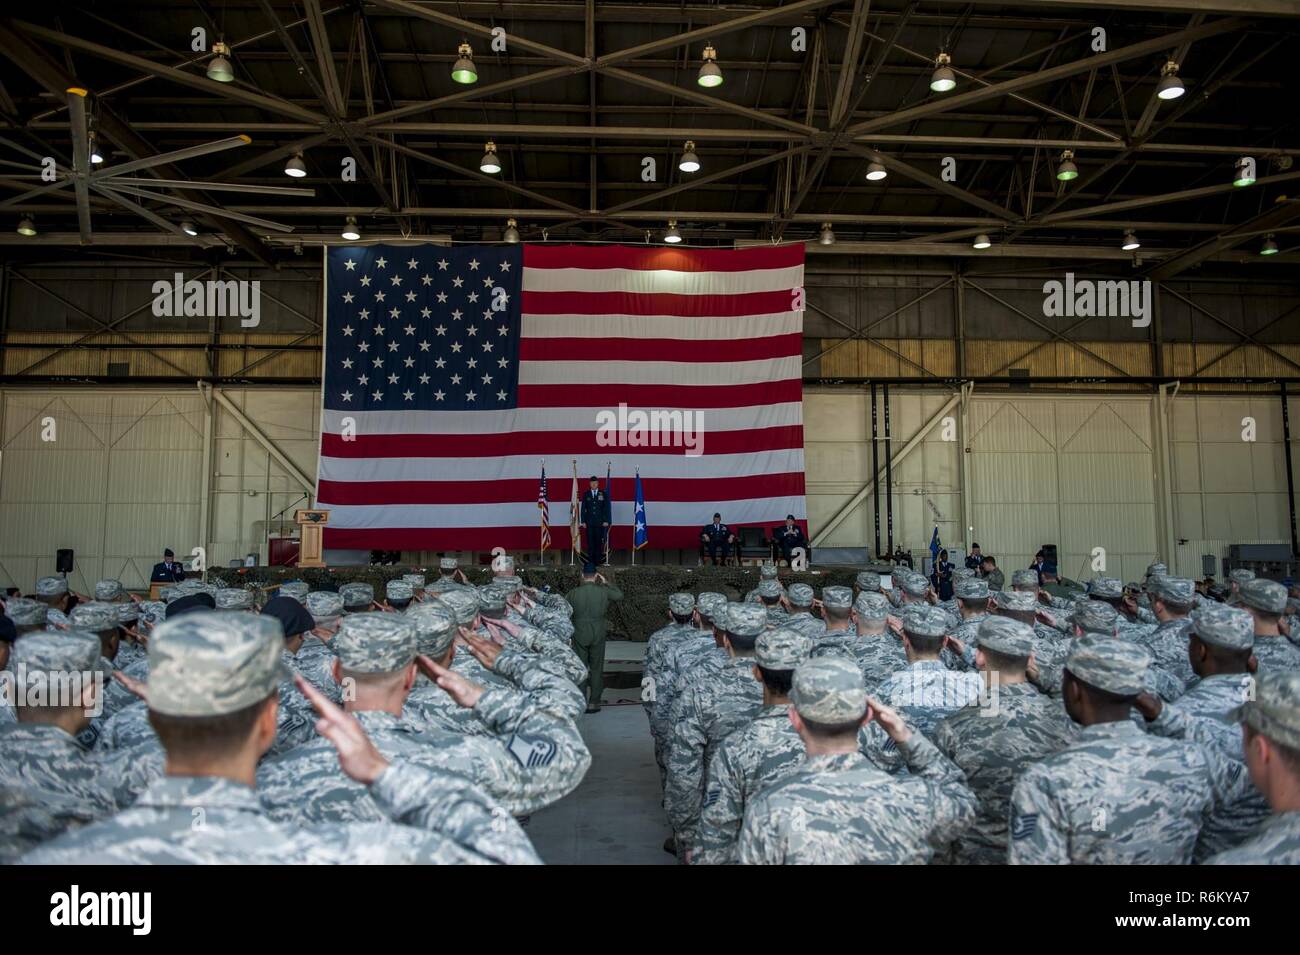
[150,548,186,584]
[700,513,736,566]
[578,475,611,566]
[568,563,623,713]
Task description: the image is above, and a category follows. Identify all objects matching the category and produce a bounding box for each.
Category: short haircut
[1189,633,1252,668]
[756,665,794,695]
[149,692,277,760]
[726,632,758,653]
[1251,609,1282,624]
[760,595,781,606]
[980,646,1028,671]
[670,611,693,625]
[801,715,863,739]
[982,556,997,566]
[823,605,851,623]
[388,598,411,612]
[1245,723,1300,776]
[1155,597,1192,615]
[1064,670,1136,706]
[958,597,987,612]
[904,631,945,655]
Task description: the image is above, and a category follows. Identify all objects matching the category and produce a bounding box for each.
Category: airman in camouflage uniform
[20,611,540,865]
[809,586,856,658]
[384,579,415,612]
[736,656,977,864]
[1225,567,1255,606]
[664,603,767,859]
[1238,578,1300,670]
[0,631,163,861]
[6,597,47,636]
[215,588,254,611]
[756,579,789,625]
[781,583,826,641]
[258,611,589,821]
[694,628,814,865]
[290,592,344,694]
[1009,635,1245,864]
[340,582,375,614]
[940,577,991,671]
[875,605,982,736]
[1133,604,1268,860]
[651,593,728,764]
[932,617,1073,863]
[642,593,699,781]
[813,591,905,688]
[1206,669,1300,864]
[744,564,784,602]
[853,570,881,601]
[428,556,471,595]
[278,580,311,601]
[1136,576,1197,692]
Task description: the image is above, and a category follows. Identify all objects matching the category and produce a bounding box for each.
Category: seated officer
[700,514,736,566]
[773,515,807,566]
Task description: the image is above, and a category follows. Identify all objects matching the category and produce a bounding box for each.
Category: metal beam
[1147,199,1300,279]
[843,16,1248,138]
[362,0,588,66]
[210,386,317,497]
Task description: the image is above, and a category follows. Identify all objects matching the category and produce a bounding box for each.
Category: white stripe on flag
[521,264,804,295]
[518,356,800,385]
[521,311,800,340]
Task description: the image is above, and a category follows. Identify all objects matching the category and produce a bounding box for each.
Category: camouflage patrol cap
[759,564,779,580]
[855,571,881,592]
[899,574,930,598]
[12,629,101,680]
[94,579,125,601]
[494,575,523,595]
[726,603,768,638]
[339,582,374,610]
[147,611,289,717]
[436,588,480,625]
[69,601,119,632]
[215,588,254,611]
[1011,569,1040,588]
[494,555,516,573]
[1239,579,1287,614]
[696,592,727,622]
[1190,604,1253,651]
[758,579,782,599]
[114,603,140,625]
[756,628,814,671]
[790,656,867,724]
[279,581,310,600]
[1071,600,1119,635]
[159,586,181,604]
[953,567,976,581]
[1229,670,1300,751]
[137,601,167,630]
[821,586,853,610]
[668,592,695,615]
[476,585,508,612]
[333,611,418,673]
[787,583,814,608]
[402,573,426,591]
[1065,634,1151,697]
[305,591,344,623]
[47,608,70,628]
[1229,568,1256,585]
[1145,562,1169,579]
[36,576,68,597]
[386,579,414,604]
[976,616,1035,659]
[1088,577,1123,599]
[901,604,950,639]
[5,597,47,627]
[955,578,989,600]
[405,602,457,659]
[994,590,1038,613]
[1148,575,1195,606]
[853,592,889,622]
[439,557,458,571]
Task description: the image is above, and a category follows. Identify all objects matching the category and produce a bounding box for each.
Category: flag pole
[570,459,577,566]
[604,460,612,567]
[539,458,544,567]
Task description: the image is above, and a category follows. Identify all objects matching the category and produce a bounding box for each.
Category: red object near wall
[269,537,301,567]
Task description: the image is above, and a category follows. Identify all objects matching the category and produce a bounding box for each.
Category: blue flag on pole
[634,470,648,549]
[929,526,942,562]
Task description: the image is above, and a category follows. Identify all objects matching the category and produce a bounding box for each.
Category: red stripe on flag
[522,289,796,318]
[317,471,808,506]
[518,332,801,362]
[523,243,805,272]
[320,425,803,459]
[517,379,803,408]
[323,523,802,551]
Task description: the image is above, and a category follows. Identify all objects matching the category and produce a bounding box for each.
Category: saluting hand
[459,631,503,670]
[866,697,913,745]
[415,654,485,709]
[112,670,149,702]
[294,675,390,785]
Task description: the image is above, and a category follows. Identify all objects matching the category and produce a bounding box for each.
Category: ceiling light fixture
[930,52,957,93]
[180,220,198,236]
[480,141,501,174]
[341,216,361,241]
[865,161,888,182]
[16,216,36,237]
[503,218,520,243]
[207,41,234,83]
[679,141,700,173]
[819,223,835,245]
[973,233,992,249]
[1155,60,1185,101]
[1260,234,1279,256]
[1056,150,1079,181]
[664,220,682,243]
[698,45,723,88]
[1233,157,1256,188]
[284,153,307,178]
[1122,229,1141,251]
[451,42,477,84]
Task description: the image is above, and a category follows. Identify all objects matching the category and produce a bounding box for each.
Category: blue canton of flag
[929,526,942,562]
[324,244,523,412]
[633,469,649,549]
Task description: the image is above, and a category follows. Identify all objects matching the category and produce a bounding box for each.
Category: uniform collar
[353,709,408,733]
[803,751,867,773]
[909,659,947,672]
[135,775,264,813]
[0,721,87,750]
[757,703,792,719]
[1076,719,1142,740]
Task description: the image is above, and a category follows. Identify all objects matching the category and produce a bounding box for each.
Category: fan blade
[90,183,197,241]
[91,135,252,180]
[66,87,92,243]
[0,176,75,209]
[99,181,297,233]
[101,177,315,197]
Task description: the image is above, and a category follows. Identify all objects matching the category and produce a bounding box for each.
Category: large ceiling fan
[1,86,314,243]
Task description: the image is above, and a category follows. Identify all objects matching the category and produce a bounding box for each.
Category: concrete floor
[526,642,675,865]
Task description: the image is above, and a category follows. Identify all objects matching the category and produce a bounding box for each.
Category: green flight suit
[567,580,624,704]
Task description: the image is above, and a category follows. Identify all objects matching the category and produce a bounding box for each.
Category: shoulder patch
[506,733,559,769]
[702,788,721,809]
[1011,813,1038,841]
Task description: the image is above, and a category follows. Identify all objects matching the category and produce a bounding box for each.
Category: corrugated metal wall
[0,385,1295,591]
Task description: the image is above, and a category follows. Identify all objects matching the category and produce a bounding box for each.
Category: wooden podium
[295,509,330,568]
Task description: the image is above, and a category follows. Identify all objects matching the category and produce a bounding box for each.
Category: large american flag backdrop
[316,243,807,551]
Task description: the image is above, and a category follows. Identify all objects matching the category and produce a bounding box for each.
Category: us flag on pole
[316,243,807,550]
[538,465,551,552]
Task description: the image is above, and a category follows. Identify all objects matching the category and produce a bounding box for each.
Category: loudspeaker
[56,549,74,573]
[1041,544,1058,564]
